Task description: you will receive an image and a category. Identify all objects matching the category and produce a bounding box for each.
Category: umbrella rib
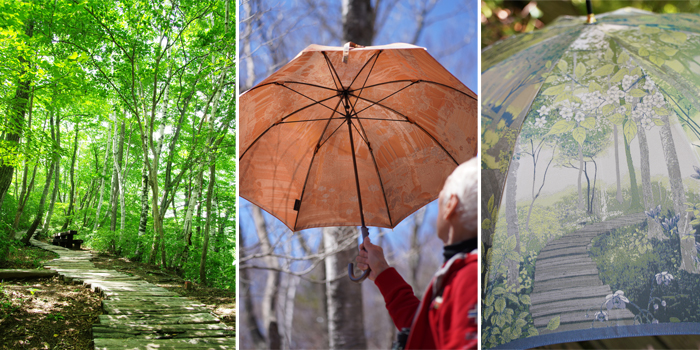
[322,52,341,91]
[354,80,477,101]
[347,102,394,227]
[239,93,341,160]
[323,52,346,90]
[352,94,460,165]
[277,118,345,124]
[292,98,345,230]
[247,81,338,93]
[278,84,345,117]
[317,118,348,150]
[349,51,382,109]
[350,82,418,116]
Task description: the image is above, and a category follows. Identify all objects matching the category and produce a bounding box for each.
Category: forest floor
[0,240,234,349]
[0,244,102,349]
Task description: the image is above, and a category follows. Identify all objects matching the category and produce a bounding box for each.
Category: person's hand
[355,236,391,281]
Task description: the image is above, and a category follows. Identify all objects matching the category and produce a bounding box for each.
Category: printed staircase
[30,238,235,349]
[530,213,648,334]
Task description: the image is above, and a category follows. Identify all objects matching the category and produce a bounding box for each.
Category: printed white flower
[538,105,552,116]
[570,27,608,50]
[617,106,627,114]
[643,78,655,91]
[535,116,547,128]
[574,111,586,123]
[652,319,659,324]
[560,106,574,121]
[594,311,608,322]
[654,303,659,310]
[622,74,640,91]
[625,93,637,104]
[580,91,605,111]
[662,300,667,307]
[655,272,674,286]
[607,86,625,100]
[641,117,654,130]
[605,290,630,310]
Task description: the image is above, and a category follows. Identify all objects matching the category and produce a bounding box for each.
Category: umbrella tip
[585,0,597,24]
[343,42,364,63]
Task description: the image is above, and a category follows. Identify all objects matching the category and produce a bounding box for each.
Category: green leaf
[506,251,520,262]
[554,92,572,104]
[557,59,568,72]
[575,62,586,80]
[628,89,647,97]
[496,314,506,328]
[68,52,78,60]
[663,47,679,57]
[572,127,586,145]
[592,64,614,76]
[654,107,669,116]
[544,75,558,83]
[641,26,660,34]
[515,318,527,328]
[493,286,506,295]
[519,294,531,305]
[617,52,630,64]
[546,120,576,135]
[542,84,566,96]
[653,118,664,126]
[482,218,491,230]
[545,61,552,69]
[505,235,517,251]
[518,311,529,319]
[495,297,506,313]
[528,327,539,337]
[580,117,596,129]
[649,55,665,66]
[624,120,638,143]
[485,306,494,320]
[665,60,685,73]
[632,67,642,76]
[547,315,561,330]
[602,104,615,115]
[605,48,613,61]
[609,113,625,125]
[670,317,681,323]
[486,293,495,306]
[487,195,494,213]
[505,293,519,304]
[589,81,602,93]
[611,68,628,83]
[639,47,650,57]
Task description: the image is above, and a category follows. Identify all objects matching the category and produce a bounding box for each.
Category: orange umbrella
[240,42,477,281]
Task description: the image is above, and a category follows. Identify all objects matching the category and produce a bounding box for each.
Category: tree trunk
[614,125,623,203]
[135,162,149,261]
[324,226,368,350]
[253,205,282,350]
[14,162,38,230]
[623,133,642,211]
[199,155,216,284]
[658,114,698,273]
[61,122,79,230]
[239,227,268,350]
[408,207,426,297]
[21,162,55,246]
[42,113,60,234]
[638,125,653,208]
[0,20,33,210]
[578,144,585,210]
[506,144,521,290]
[93,128,113,231]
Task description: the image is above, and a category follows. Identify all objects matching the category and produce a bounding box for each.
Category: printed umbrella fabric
[241,43,477,231]
[481,8,700,349]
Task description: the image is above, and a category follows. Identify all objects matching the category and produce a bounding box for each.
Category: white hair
[439,157,479,234]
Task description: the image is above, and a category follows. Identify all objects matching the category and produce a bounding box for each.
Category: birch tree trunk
[199,154,216,284]
[135,162,149,261]
[253,205,282,350]
[61,123,79,230]
[506,144,521,290]
[93,128,112,231]
[42,113,60,234]
[658,114,698,273]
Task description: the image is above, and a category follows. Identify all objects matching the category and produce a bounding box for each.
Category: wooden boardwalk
[31,238,235,349]
[530,213,648,335]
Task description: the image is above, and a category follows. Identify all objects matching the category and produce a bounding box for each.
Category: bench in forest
[51,230,83,250]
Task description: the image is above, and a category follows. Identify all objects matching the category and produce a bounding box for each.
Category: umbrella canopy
[481,8,700,349]
[241,43,477,232]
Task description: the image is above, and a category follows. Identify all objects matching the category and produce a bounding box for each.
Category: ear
[443,194,459,220]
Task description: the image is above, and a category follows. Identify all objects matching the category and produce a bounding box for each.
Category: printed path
[30,237,235,349]
[529,212,648,335]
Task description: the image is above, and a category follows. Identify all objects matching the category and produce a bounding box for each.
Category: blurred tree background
[482,0,700,49]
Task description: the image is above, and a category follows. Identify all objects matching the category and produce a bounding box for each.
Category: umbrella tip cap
[586,13,597,24]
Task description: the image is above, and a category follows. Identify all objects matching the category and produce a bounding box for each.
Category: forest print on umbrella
[482,9,700,349]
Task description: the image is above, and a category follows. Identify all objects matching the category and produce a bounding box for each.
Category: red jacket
[375,250,478,350]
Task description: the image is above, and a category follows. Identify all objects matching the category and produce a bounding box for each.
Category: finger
[357,262,368,270]
[355,255,367,264]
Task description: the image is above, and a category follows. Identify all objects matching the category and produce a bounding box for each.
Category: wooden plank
[104,305,209,315]
[534,308,635,328]
[531,285,612,305]
[98,313,220,326]
[0,269,58,279]
[93,337,236,349]
[93,324,231,332]
[534,267,600,282]
[92,328,234,339]
[531,275,604,294]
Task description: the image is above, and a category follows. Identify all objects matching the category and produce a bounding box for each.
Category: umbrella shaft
[347,112,366,227]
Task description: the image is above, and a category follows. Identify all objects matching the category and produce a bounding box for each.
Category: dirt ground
[0,246,103,350]
[0,245,235,349]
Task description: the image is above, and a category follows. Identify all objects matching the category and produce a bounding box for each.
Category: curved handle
[348,263,370,283]
[348,226,371,283]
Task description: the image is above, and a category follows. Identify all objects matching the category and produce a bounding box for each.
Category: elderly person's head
[436,157,479,245]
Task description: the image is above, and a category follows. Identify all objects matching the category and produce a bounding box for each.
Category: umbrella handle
[348,226,371,283]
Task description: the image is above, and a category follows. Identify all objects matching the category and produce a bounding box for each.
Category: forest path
[530,213,647,335]
[30,238,235,349]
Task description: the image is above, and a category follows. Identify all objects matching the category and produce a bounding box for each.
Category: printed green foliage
[624,120,638,143]
[546,120,575,135]
[592,64,614,76]
[546,315,560,331]
[572,127,586,144]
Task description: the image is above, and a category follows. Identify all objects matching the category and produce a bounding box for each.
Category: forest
[0,0,235,289]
